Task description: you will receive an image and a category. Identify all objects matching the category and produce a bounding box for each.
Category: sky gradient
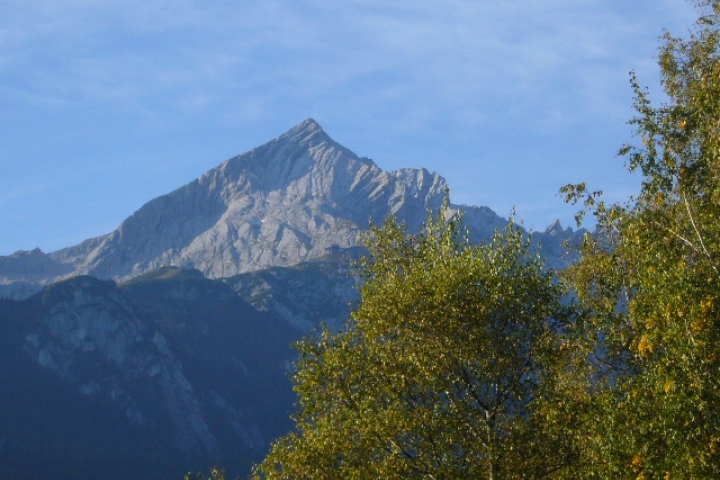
[1,1,699,255]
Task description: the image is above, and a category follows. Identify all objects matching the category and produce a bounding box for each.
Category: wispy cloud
[0,0,696,128]
[0,0,701,252]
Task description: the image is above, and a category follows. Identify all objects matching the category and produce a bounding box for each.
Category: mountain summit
[0,119,582,477]
[1,119,457,294]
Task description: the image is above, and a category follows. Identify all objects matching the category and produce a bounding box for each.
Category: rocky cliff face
[0,269,299,479]
[0,119,579,298]
[38,119,448,285]
[27,275,230,458]
[226,246,365,333]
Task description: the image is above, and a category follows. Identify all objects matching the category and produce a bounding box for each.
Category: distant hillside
[0,267,303,479]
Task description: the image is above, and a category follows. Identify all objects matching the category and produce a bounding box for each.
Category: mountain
[226,245,365,333]
[0,119,583,478]
[1,119,454,296]
[0,268,299,479]
[0,119,580,299]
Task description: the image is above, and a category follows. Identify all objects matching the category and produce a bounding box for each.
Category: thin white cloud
[0,0,703,253]
[0,0,695,127]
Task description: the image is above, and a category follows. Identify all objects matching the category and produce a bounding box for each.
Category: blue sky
[0,1,699,255]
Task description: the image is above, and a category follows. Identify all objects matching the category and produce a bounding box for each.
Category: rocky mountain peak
[211,118,367,199]
[0,119,579,299]
[544,219,565,235]
[281,117,326,142]
[0,119,458,293]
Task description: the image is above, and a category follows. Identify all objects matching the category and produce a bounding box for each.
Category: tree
[561,1,720,476]
[253,205,574,479]
[184,468,228,480]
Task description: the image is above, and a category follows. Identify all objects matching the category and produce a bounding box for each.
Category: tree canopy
[248,2,720,478]
[253,206,574,479]
[560,0,720,476]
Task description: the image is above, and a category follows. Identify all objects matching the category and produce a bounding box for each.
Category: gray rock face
[0,248,72,280]
[0,118,579,299]
[0,270,299,478]
[2,119,453,296]
[24,276,221,457]
[227,247,365,333]
[0,248,73,298]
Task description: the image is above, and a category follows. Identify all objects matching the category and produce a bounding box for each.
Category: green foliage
[253,205,574,479]
[561,1,720,476]
[250,4,720,478]
[185,468,228,480]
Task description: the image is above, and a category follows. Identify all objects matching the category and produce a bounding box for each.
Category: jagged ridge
[0,119,581,298]
[2,119,453,293]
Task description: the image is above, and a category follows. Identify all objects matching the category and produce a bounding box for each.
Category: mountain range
[0,119,582,478]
